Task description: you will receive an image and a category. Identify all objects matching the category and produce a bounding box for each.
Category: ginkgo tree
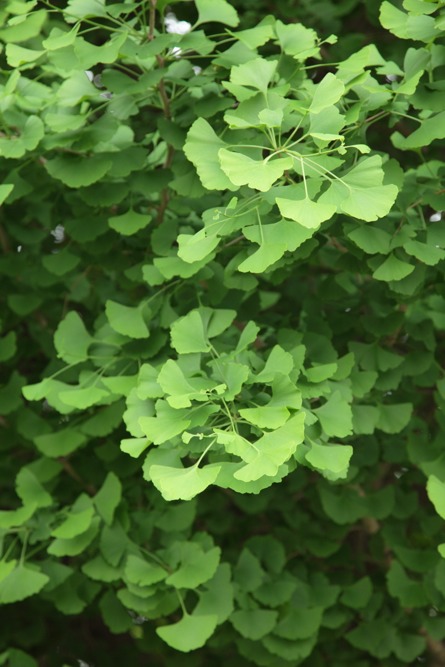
[1,0,445,665]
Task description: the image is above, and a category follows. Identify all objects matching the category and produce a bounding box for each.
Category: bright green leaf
[195,0,239,27]
[51,507,94,539]
[314,391,353,438]
[54,312,92,364]
[276,196,336,228]
[373,254,415,281]
[150,464,221,501]
[184,118,237,191]
[310,73,345,114]
[94,472,122,526]
[106,300,149,339]
[231,609,278,640]
[0,564,49,604]
[108,209,152,236]
[305,443,353,475]
[219,149,292,191]
[230,58,277,94]
[156,612,218,652]
[427,475,445,519]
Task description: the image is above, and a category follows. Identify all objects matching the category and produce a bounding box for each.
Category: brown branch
[58,457,97,495]
[156,143,175,225]
[420,628,445,667]
[0,223,11,253]
[148,0,157,41]
[157,77,171,119]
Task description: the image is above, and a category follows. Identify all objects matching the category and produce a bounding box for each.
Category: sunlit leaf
[219,149,292,192]
[0,563,49,604]
[195,0,239,27]
[184,119,237,191]
[150,464,221,501]
[156,612,218,652]
[106,301,149,339]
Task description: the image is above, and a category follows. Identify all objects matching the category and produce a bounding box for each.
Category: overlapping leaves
[1,0,445,664]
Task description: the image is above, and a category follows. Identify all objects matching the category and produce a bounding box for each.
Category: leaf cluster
[1,0,445,665]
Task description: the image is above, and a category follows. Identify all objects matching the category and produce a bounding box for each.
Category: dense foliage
[1,0,445,664]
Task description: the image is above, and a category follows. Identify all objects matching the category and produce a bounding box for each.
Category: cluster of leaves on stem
[1,0,445,664]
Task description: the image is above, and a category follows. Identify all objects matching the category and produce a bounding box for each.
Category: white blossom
[170,46,183,58]
[51,224,65,244]
[430,211,442,222]
[165,12,192,35]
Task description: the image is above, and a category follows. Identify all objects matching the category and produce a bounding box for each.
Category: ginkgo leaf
[166,543,220,589]
[318,156,398,221]
[177,229,220,263]
[239,406,289,429]
[314,391,353,437]
[5,45,45,69]
[170,308,235,353]
[120,437,150,458]
[15,468,52,508]
[54,311,92,364]
[194,563,234,623]
[195,0,239,27]
[376,403,412,433]
[0,563,49,604]
[34,429,86,457]
[234,413,305,481]
[347,225,392,254]
[0,505,36,530]
[64,0,108,21]
[59,386,109,409]
[184,118,236,191]
[106,300,149,339]
[0,9,47,43]
[156,612,218,652]
[150,464,222,501]
[94,472,121,525]
[219,149,292,191]
[42,25,80,50]
[230,58,277,94]
[0,184,14,205]
[255,345,294,382]
[404,240,445,266]
[231,609,278,640]
[44,155,112,188]
[309,107,345,141]
[234,21,275,49]
[157,360,215,408]
[305,443,353,475]
[51,507,94,539]
[238,219,313,273]
[139,404,191,445]
[108,209,152,235]
[309,73,345,114]
[74,32,127,68]
[170,309,209,353]
[276,197,336,228]
[379,1,437,41]
[392,111,445,149]
[427,476,445,520]
[275,20,318,60]
[373,255,414,282]
[124,555,167,586]
[239,240,287,274]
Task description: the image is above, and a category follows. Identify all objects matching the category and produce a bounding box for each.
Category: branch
[148,0,157,41]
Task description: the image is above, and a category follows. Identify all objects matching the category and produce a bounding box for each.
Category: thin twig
[148,0,157,41]
[58,457,97,495]
[0,223,11,253]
